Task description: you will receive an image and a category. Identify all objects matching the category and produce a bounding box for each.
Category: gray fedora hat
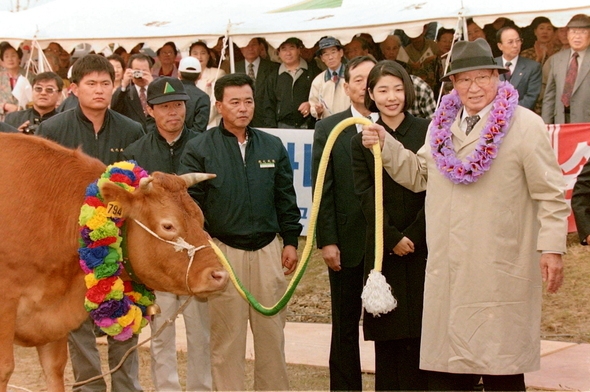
[441,38,508,81]
[566,14,590,29]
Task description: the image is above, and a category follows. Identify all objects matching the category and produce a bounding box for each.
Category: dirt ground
[8,234,590,391]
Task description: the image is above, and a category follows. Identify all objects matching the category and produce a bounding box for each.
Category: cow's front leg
[37,336,68,392]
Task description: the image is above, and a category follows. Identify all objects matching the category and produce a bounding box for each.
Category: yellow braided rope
[209,117,383,315]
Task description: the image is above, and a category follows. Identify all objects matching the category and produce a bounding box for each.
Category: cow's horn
[180,173,217,188]
[139,176,154,193]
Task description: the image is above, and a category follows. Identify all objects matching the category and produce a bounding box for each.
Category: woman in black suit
[351,60,430,390]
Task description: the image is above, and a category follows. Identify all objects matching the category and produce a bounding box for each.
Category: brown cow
[0,133,229,391]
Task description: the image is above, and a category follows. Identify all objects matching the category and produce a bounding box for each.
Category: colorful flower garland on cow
[430,81,518,184]
[78,161,155,341]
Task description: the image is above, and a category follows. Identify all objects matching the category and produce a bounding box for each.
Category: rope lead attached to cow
[211,117,396,316]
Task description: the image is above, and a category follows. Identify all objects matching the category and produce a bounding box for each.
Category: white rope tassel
[361,269,397,316]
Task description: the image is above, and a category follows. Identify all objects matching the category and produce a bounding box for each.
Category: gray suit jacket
[496,56,542,110]
[542,47,590,124]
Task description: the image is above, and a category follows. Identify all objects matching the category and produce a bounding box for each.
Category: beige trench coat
[380,105,569,375]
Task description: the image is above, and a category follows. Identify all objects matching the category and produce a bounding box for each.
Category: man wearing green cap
[361,38,569,390]
[122,76,212,391]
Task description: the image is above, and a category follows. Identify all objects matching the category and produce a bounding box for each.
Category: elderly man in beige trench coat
[362,39,570,391]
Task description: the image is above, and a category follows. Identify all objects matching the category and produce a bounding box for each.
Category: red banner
[547,123,590,232]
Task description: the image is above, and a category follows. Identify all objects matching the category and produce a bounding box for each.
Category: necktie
[139,87,148,115]
[247,63,255,81]
[504,62,512,82]
[465,115,480,136]
[332,71,339,85]
[561,52,579,108]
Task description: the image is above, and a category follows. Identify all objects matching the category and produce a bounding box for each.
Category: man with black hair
[235,37,279,127]
[180,73,302,391]
[111,53,155,132]
[37,54,144,392]
[5,71,62,132]
[312,55,377,391]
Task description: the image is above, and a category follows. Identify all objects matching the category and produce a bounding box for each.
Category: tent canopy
[1,0,589,52]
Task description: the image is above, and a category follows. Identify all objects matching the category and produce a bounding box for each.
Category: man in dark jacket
[177,56,210,133]
[179,73,302,391]
[111,53,155,132]
[235,37,279,127]
[36,54,144,392]
[5,71,62,132]
[263,37,320,129]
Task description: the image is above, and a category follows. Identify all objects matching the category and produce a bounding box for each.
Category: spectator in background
[521,17,560,65]
[377,34,437,119]
[554,27,570,50]
[235,37,279,127]
[177,56,210,133]
[152,41,179,78]
[404,25,441,91]
[189,40,226,128]
[466,19,486,41]
[435,28,456,95]
[111,53,154,132]
[5,71,62,132]
[495,26,542,111]
[309,36,350,120]
[543,14,590,124]
[345,36,371,59]
[264,37,320,129]
[484,17,516,57]
[107,54,125,91]
[0,44,26,120]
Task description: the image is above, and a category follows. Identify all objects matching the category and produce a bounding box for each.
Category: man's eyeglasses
[568,28,590,36]
[33,86,58,94]
[453,74,494,89]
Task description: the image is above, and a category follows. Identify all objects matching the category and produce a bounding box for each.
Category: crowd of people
[1,11,590,392]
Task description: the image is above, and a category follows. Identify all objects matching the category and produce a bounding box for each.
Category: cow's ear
[100,182,135,218]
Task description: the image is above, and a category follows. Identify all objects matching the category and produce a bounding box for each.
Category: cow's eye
[162,222,174,231]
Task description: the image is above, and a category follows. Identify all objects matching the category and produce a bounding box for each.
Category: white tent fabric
[1,0,589,52]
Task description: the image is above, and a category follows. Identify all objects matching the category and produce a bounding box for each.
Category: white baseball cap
[179,56,202,73]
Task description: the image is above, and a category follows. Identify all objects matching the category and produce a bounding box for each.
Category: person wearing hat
[122,76,212,391]
[177,56,210,133]
[263,37,321,128]
[37,54,145,392]
[542,14,590,124]
[361,38,568,390]
[308,36,351,120]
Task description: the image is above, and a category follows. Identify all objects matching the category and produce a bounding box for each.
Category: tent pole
[229,36,235,74]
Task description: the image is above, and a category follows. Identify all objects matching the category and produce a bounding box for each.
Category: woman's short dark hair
[214,73,254,102]
[436,28,455,42]
[530,16,554,31]
[189,41,216,68]
[107,54,126,71]
[0,43,22,61]
[365,60,415,113]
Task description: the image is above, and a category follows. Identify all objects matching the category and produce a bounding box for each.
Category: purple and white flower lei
[430,81,519,184]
